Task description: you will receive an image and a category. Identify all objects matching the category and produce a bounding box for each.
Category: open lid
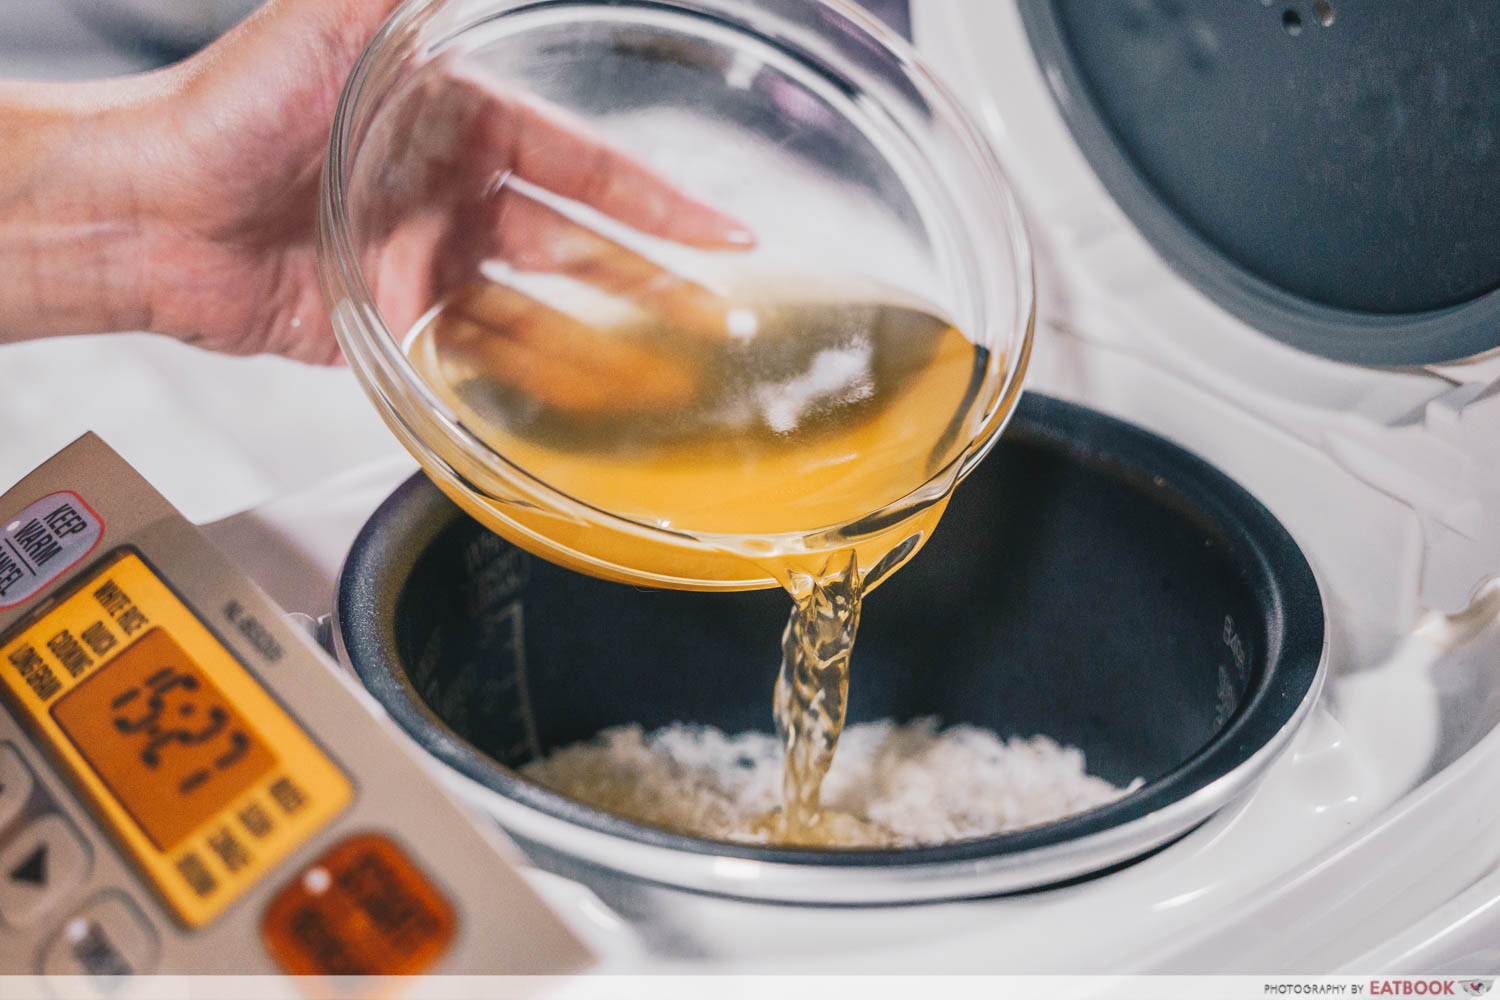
[1015,1,1500,366]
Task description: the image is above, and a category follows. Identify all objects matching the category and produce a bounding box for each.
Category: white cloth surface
[0,333,405,522]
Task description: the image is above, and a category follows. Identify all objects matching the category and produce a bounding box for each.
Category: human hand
[0,0,749,365]
[130,0,751,364]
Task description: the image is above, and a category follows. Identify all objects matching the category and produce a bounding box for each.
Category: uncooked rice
[520,718,1143,847]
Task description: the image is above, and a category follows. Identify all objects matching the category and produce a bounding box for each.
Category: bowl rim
[336,393,1329,900]
[318,0,1036,560]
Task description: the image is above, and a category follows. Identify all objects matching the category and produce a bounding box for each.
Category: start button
[262,833,456,976]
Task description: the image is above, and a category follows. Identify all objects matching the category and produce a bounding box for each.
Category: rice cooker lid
[1015,1,1500,366]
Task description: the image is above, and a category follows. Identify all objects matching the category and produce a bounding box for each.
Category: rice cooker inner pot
[337,394,1325,897]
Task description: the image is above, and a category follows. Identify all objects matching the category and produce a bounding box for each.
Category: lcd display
[51,627,277,851]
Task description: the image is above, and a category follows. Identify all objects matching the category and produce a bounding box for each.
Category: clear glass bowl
[319,0,1033,591]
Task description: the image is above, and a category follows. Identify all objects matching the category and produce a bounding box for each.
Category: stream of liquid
[761,550,886,843]
[406,277,996,844]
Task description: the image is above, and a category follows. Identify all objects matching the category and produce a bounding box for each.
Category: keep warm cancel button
[262,833,456,977]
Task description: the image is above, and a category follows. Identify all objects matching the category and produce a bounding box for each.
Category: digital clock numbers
[52,627,276,852]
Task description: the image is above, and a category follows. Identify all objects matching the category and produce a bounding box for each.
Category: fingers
[492,190,735,336]
[507,96,754,250]
[441,67,755,251]
[369,211,448,336]
[436,280,700,415]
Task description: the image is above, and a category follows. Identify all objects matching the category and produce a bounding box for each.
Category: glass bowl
[319,0,1034,591]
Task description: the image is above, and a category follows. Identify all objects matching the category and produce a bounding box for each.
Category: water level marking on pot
[493,598,542,764]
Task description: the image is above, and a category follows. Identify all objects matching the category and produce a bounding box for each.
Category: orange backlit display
[51,627,276,851]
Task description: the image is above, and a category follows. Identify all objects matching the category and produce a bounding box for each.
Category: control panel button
[0,743,35,833]
[42,891,160,983]
[0,813,91,927]
[262,833,457,976]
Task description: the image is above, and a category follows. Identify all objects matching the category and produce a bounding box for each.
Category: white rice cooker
[207,0,1500,973]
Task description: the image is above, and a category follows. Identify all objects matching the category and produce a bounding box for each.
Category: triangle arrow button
[9,844,47,887]
[0,814,88,926]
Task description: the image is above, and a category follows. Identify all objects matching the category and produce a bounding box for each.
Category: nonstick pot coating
[339,393,1323,875]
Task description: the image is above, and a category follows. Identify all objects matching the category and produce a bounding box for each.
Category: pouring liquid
[405,277,996,844]
[763,550,886,844]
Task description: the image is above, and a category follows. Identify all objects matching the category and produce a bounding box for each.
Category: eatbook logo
[1461,983,1493,997]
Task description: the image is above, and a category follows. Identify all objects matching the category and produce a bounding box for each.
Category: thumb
[315,0,412,60]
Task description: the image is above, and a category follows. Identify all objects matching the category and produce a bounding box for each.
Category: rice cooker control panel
[0,434,592,986]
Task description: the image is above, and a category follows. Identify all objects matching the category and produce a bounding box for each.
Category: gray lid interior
[1017,0,1500,366]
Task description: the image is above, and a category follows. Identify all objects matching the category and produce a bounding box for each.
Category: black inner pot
[340,393,1323,866]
